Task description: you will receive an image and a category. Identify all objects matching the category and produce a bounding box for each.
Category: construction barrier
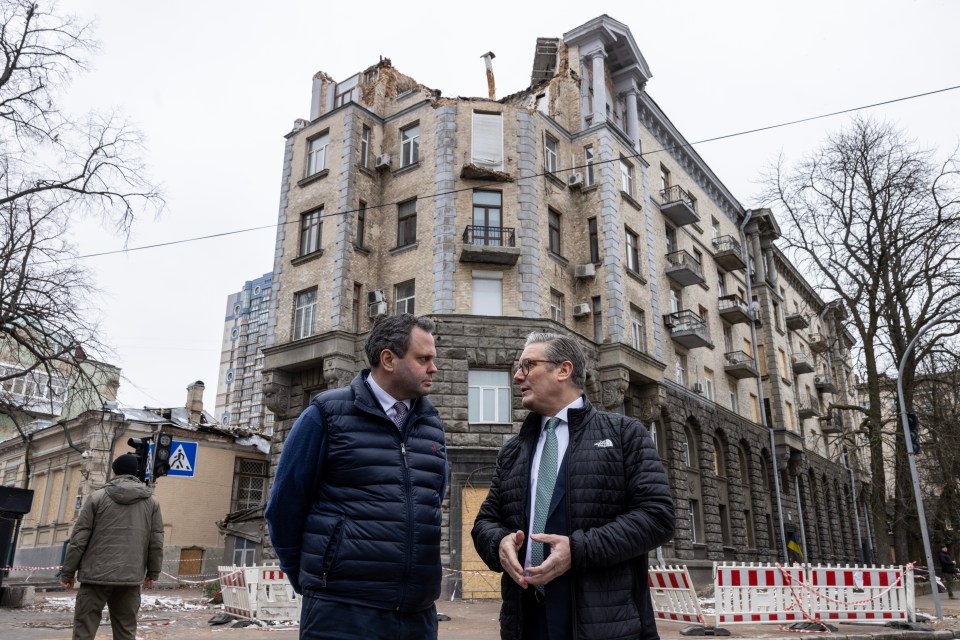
[714,562,915,630]
[218,565,301,623]
[649,565,707,626]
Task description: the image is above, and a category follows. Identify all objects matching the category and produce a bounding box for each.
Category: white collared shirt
[365,372,409,427]
[524,396,584,569]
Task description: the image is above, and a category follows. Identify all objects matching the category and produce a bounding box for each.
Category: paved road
[2,587,959,639]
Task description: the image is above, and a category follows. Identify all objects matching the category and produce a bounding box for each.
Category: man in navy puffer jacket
[266,314,447,639]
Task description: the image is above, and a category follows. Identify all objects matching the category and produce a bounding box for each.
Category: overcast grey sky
[62,0,960,411]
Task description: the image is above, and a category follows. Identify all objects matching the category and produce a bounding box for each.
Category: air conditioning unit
[574,263,596,279]
[374,153,391,170]
[567,172,584,188]
[572,303,591,318]
[367,301,388,318]
[367,289,385,305]
[814,375,828,386]
[691,382,704,394]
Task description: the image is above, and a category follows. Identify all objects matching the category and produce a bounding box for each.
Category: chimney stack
[481,51,496,99]
[186,380,205,424]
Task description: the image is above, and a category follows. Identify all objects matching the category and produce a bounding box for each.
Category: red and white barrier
[714,562,915,629]
[217,565,300,622]
[715,563,807,625]
[648,565,708,626]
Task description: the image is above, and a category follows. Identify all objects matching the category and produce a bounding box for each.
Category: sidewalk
[1,587,958,639]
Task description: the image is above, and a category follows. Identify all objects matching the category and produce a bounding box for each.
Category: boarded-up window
[460,487,500,598]
[471,112,503,171]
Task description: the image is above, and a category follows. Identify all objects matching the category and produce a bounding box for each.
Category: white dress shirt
[365,372,409,428]
[523,396,584,569]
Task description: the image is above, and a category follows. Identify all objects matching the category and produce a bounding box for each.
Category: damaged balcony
[798,395,821,419]
[712,235,746,271]
[791,352,815,374]
[659,185,700,227]
[820,413,843,434]
[459,225,520,265]
[663,310,712,349]
[718,294,752,324]
[723,350,758,379]
[665,250,705,287]
[785,311,810,331]
[808,331,828,353]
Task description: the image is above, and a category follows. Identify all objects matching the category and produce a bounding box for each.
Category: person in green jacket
[60,453,164,640]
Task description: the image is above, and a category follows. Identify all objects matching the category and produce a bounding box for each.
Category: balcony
[791,352,815,374]
[712,235,746,271]
[459,225,520,265]
[665,250,706,287]
[798,395,821,419]
[808,331,828,353]
[663,310,712,349]
[820,414,842,434]
[717,294,751,324]
[814,375,837,394]
[659,185,700,226]
[724,350,758,379]
[785,311,810,331]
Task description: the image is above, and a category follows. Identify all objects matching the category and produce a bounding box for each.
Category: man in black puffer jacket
[266,314,447,639]
[473,332,675,640]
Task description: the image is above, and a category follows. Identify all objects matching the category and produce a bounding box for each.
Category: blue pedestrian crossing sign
[166,440,198,477]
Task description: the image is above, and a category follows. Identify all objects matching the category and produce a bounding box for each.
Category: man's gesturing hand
[498,530,528,588]
[523,534,571,586]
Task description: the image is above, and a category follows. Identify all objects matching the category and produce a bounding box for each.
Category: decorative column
[623,83,640,152]
[580,58,591,127]
[590,50,607,125]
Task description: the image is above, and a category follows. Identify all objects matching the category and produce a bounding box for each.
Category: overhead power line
[65,83,960,262]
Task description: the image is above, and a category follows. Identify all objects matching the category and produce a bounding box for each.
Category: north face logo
[593,439,613,449]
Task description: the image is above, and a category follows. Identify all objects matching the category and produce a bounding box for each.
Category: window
[588,218,600,263]
[360,125,370,168]
[670,288,682,314]
[293,289,317,340]
[660,164,671,192]
[665,225,678,254]
[704,368,715,401]
[592,296,602,341]
[723,326,733,352]
[729,391,739,413]
[356,201,366,248]
[299,208,321,256]
[675,353,687,386]
[232,536,257,566]
[400,123,420,166]
[544,135,558,174]
[631,307,647,352]
[397,199,417,246]
[472,190,503,245]
[584,145,595,186]
[232,458,267,511]
[335,75,358,107]
[620,158,634,196]
[468,370,511,423]
[472,271,503,315]
[548,209,561,255]
[0,363,68,411]
[718,271,727,297]
[712,218,721,243]
[779,348,789,378]
[395,280,415,315]
[549,290,564,322]
[785,400,795,429]
[773,301,782,330]
[690,500,700,544]
[750,393,760,423]
[306,132,329,176]
[625,227,640,273]
[472,112,503,171]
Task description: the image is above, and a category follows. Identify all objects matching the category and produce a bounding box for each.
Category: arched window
[739,444,756,549]
[685,423,704,545]
[760,449,778,553]
[713,435,731,546]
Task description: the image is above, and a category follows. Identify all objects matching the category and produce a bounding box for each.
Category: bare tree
[0,0,162,479]
[763,115,960,564]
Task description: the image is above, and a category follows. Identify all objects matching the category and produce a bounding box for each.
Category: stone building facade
[260,15,873,591]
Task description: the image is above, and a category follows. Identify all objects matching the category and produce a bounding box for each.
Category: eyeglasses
[515,359,556,376]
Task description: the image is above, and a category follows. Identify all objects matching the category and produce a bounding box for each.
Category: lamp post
[897,310,956,620]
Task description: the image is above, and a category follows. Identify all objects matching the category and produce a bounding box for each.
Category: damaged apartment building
[260,15,872,592]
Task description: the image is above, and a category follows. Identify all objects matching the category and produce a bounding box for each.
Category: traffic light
[907,413,921,454]
[127,437,150,481]
[154,432,173,478]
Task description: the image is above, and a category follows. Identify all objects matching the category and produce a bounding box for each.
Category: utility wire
[66,83,960,262]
